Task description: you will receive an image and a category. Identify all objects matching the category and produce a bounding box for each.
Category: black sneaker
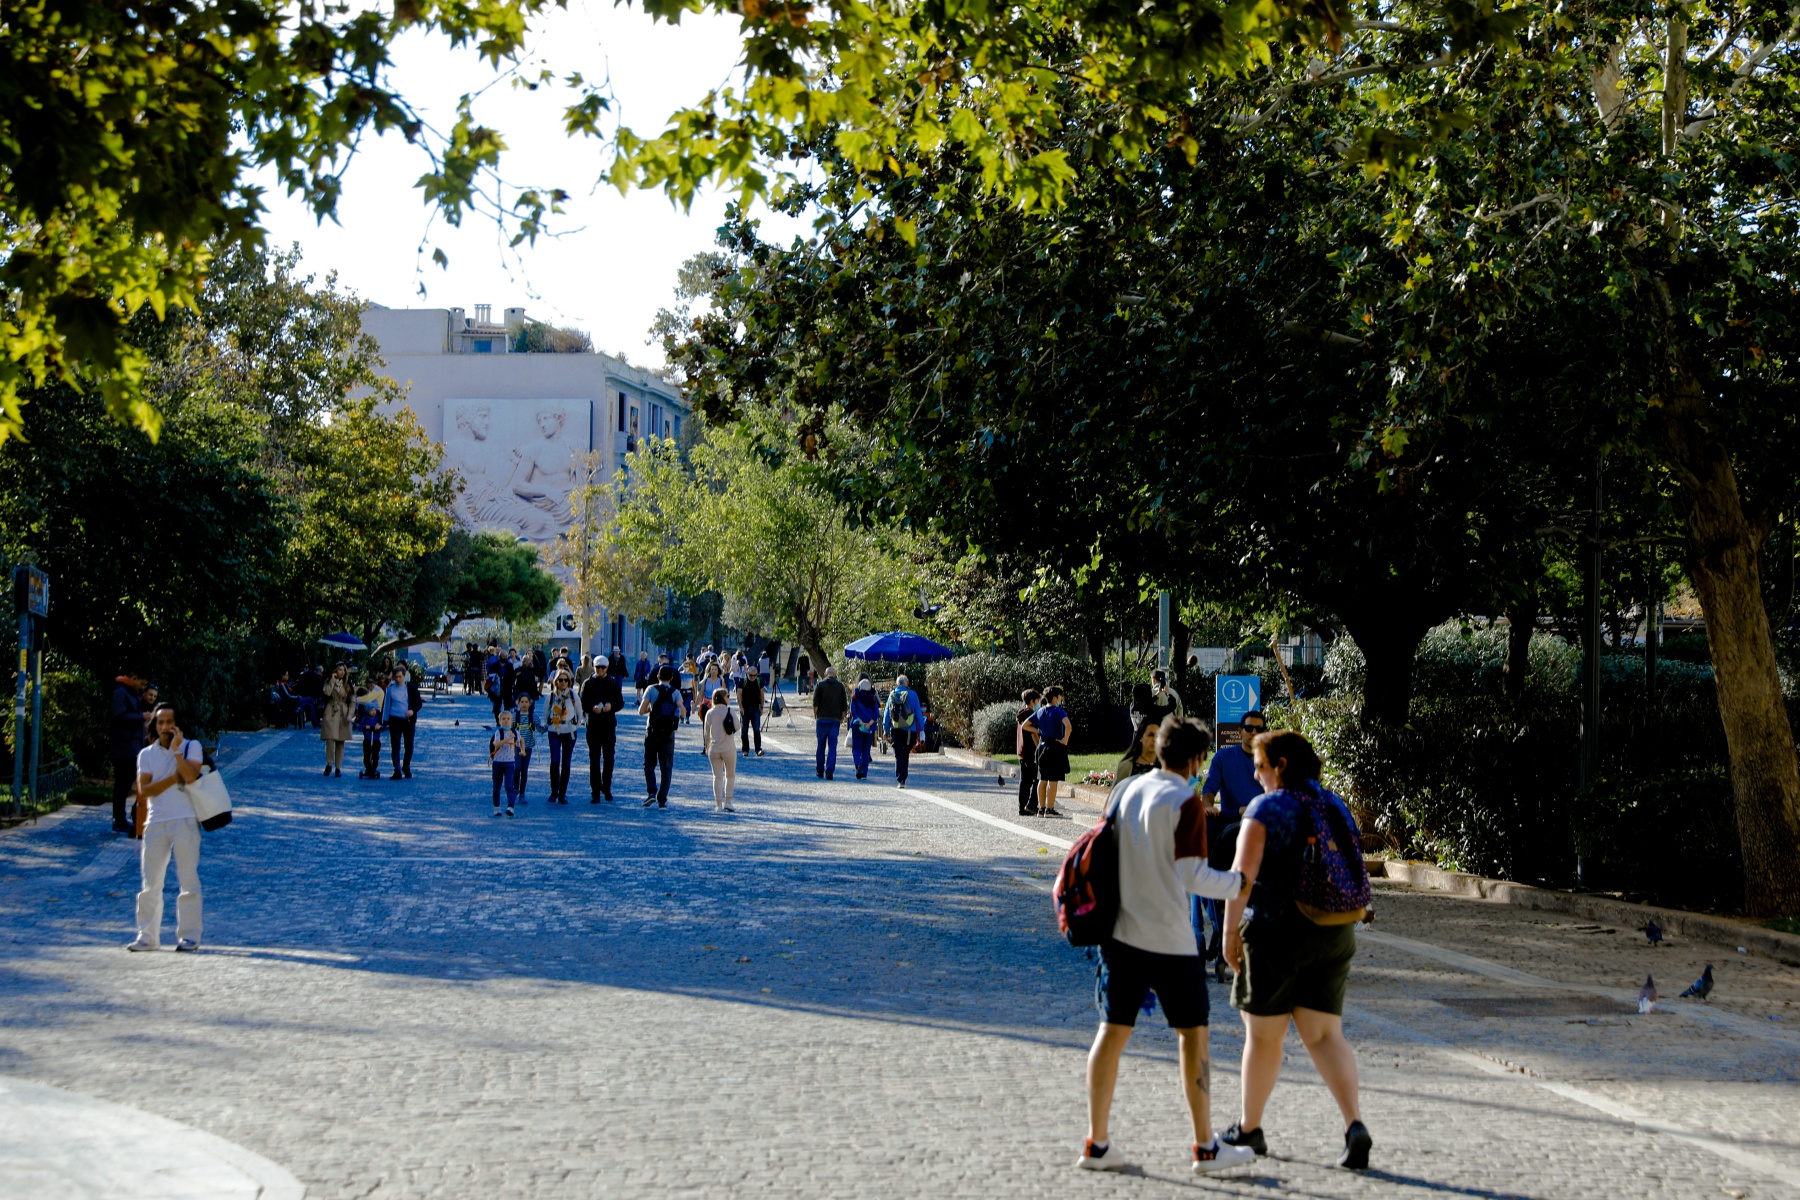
[1220,1123,1267,1157]
[1339,1121,1372,1170]
[642,795,657,807]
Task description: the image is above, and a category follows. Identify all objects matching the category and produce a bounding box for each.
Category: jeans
[295,697,320,727]
[548,732,575,798]
[361,728,383,777]
[492,760,518,807]
[514,746,533,797]
[588,724,616,798]
[815,720,840,777]
[850,727,873,777]
[136,818,202,946]
[388,716,415,774]
[1017,755,1039,813]
[893,737,912,784]
[644,733,675,802]
[739,708,763,755]
[112,755,137,829]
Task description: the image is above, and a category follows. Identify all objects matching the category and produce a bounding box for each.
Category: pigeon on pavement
[1638,975,1657,1014]
[1677,964,1714,1002]
[1644,919,1663,946]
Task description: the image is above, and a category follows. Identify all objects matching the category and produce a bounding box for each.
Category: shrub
[1324,623,1578,701]
[972,701,1022,755]
[927,651,1113,751]
[1572,765,1742,911]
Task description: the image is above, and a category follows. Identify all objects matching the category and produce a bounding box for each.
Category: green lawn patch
[1763,916,1800,936]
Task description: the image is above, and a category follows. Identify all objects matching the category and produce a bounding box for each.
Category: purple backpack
[1288,786,1371,925]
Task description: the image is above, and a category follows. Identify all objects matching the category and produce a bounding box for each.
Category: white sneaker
[1193,1138,1256,1173]
[1075,1141,1135,1172]
[175,939,199,953]
[124,939,157,952]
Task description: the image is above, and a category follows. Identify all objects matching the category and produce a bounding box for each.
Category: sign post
[1214,674,1263,750]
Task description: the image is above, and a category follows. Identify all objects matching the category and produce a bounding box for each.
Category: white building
[360,303,688,661]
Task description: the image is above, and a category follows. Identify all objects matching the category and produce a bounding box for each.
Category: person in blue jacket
[848,678,881,780]
[882,675,925,789]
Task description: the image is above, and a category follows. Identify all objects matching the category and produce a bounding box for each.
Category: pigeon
[1644,919,1662,946]
[1638,975,1657,1014]
[1677,963,1714,1002]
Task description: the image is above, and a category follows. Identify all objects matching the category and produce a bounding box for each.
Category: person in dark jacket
[109,671,148,834]
[810,666,849,780]
[739,672,766,758]
[580,657,624,801]
[608,646,627,679]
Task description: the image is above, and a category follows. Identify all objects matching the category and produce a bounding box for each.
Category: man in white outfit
[126,705,205,952]
[1077,717,1256,1175]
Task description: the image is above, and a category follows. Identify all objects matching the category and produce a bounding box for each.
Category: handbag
[182,762,233,832]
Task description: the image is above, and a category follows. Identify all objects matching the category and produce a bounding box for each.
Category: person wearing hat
[848,677,881,780]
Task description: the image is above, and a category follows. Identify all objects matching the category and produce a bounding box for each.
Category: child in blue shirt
[511,693,544,804]
[489,710,521,816]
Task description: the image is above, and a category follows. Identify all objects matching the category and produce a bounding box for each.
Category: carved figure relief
[443,400,590,541]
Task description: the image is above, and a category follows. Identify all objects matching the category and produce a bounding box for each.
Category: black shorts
[1095,939,1210,1028]
[1036,741,1070,781]
[1230,911,1357,1017]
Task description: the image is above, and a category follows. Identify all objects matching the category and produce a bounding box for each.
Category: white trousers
[708,750,737,809]
[137,818,203,947]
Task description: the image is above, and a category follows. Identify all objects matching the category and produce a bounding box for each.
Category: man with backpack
[810,665,848,780]
[1072,717,1254,1176]
[882,674,924,789]
[638,665,684,807]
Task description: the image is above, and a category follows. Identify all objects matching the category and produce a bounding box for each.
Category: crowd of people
[125,642,1375,1177]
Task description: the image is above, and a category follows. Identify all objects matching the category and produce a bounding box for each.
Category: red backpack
[1053,781,1126,946]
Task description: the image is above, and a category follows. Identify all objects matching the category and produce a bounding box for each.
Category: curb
[1380,859,1800,965]
[934,749,1115,811]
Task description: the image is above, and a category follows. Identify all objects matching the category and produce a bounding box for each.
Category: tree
[596,425,917,673]
[376,530,560,657]
[552,456,667,641]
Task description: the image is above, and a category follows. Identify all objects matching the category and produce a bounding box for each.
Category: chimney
[504,306,526,335]
[474,303,493,325]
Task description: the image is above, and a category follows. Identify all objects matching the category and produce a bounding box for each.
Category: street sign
[12,566,47,618]
[1214,674,1262,746]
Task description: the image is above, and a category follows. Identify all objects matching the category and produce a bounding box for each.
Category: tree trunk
[374,611,485,659]
[792,603,832,680]
[1503,590,1538,702]
[1172,611,1192,695]
[1342,611,1433,726]
[1650,277,1800,915]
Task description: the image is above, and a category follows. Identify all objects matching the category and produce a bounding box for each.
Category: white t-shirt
[1110,768,1244,955]
[138,739,204,825]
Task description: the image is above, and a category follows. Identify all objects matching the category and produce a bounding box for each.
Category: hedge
[973,701,1021,755]
[927,652,1113,752]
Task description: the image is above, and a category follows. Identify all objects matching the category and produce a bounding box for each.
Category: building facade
[360,303,686,661]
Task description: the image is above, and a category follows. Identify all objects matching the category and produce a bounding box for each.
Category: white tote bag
[183,765,233,831]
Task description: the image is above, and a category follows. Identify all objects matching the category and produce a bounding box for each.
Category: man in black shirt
[580,657,623,802]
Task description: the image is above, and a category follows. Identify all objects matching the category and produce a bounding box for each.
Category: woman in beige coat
[320,663,354,778]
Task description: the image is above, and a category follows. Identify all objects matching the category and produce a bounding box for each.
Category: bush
[927,652,1114,752]
[972,701,1021,755]
[1324,623,1578,701]
[1572,765,1742,911]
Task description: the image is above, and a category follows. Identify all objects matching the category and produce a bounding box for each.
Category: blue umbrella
[318,632,367,652]
[843,631,954,662]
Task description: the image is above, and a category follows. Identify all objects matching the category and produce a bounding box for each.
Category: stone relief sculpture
[443,400,589,541]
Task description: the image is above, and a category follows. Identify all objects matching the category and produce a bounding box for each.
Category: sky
[255,2,809,367]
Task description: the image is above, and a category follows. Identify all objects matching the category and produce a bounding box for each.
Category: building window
[627,404,639,452]
[473,339,492,353]
[672,414,681,442]
[650,403,663,438]
[617,394,626,432]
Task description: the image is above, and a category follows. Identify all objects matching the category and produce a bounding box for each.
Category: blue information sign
[1214,674,1262,741]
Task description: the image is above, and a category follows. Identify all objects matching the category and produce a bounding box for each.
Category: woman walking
[320,662,354,778]
[545,669,581,804]
[701,686,737,812]
[1222,730,1373,1170]
[848,678,880,780]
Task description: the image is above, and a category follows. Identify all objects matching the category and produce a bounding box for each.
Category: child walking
[355,674,386,779]
[489,709,521,817]
[512,692,543,804]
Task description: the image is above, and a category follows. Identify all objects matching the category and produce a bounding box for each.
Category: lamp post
[1577,455,1603,886]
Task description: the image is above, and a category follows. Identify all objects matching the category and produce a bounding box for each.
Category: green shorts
[1230,911,1357,1017]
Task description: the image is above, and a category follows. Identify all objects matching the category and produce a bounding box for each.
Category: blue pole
[10,609,26,821]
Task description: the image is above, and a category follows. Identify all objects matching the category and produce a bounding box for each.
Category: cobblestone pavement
[3,692,1798,1199]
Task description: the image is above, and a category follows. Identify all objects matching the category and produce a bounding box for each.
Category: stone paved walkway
[3,691,1797,1198]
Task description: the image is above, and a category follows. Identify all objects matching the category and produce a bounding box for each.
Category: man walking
[882,675,924,789]
[581,656,623,802]
[638,665,683,807]
[811,665,848,780]
[1197,709,1268,974]
[384,665,420,779]
[1077,718,1253,1175]
[109,670,148,835]
[738,670,765,757]
[608,645,627,680]
[126,705,206,952]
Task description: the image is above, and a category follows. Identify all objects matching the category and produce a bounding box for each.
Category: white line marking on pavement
[1361,927,1800,1049]
[57,840,135,885]
[1350,1005,1800,1191]
[214,727,301,779]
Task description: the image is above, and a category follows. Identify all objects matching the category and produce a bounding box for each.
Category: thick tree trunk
[1342,612,1433,726]
[1172,612,1192,695]
[374,611,485,660]
[792,603,833,681]
[1503,591,1538,702]
[1652,279,1800,915]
